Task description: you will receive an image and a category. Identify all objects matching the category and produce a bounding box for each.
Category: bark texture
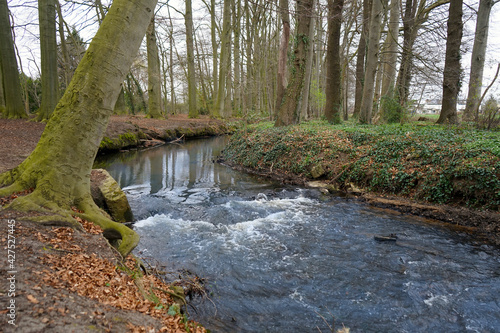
[275,0,315,126]
[359,0,385,124]
[147,15,163,119]
[185,0,198,118]
[275,0,291,114]
[0,0,158,257]
[214,0,232,118]
[0,0,26,119]
[38,0,59,121]
[437,0,463,124]
[463,0,493,121]
[353,0,371,118]
[324,0,344,124]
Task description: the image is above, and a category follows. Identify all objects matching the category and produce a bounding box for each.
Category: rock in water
[91,169,134,223]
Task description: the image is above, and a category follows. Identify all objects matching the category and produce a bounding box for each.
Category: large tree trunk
[437,0,463,124]
[359,0,385,124]
[275,0,291,115]
[185,0,198,118]
[0,0,157,257]
[324,0,344,124]
[147,15,163,119]
[37,0,59,121]
[0,0,27,119]
[463,0,493,121]
[275,0,315,126]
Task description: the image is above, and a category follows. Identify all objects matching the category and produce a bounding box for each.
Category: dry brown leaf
[26,294,39,304]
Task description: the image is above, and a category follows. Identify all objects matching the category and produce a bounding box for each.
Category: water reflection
[96,137,500,333]
[96,136,255,198]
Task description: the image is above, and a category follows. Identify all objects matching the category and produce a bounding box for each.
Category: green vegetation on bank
[222,121,500,210]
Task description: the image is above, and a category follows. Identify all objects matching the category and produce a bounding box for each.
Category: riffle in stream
[96,136,500,333]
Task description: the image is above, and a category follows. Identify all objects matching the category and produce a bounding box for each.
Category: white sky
[7,0,500,101]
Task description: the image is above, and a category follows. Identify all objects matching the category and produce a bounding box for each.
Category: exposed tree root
[1,184,139,258]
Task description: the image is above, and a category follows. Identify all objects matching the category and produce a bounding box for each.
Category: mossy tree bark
[275,0,315,127]
[0,0,157,257]
[37,0,59,121]
[0,0,27,119]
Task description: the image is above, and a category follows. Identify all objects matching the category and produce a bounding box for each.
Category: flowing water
[96,136,500,333]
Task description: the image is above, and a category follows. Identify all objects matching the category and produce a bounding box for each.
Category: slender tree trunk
[114,87,128,115]
[395,0,417,106]
[0,65,4,113]
[275,0,291,114]
[37,0,59,121]
[275,0,315,126]
[233,0,242,113]
[214,0,232,118]
[0,0,157,256]
[463,0,493,121]
[353,0,371,118]
[0,0,26,118]
[380,0,399,97]
[299,0,316,121]
[56,0,71,90]
[185,0,198,118]
[359,0,385,124]
[437,0,463,124]
[211,0,218,104]
[146,15,163,118]
[324,0,344,124]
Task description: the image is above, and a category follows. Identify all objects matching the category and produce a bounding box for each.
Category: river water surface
[96,136,500,332]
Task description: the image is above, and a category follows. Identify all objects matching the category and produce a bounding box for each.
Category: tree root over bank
[0,174,139,257]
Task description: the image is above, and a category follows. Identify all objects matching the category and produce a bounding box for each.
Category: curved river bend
[96,136,500,333]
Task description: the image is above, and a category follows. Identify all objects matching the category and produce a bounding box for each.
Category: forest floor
[0,114,226,333]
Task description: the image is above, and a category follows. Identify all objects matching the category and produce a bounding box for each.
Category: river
[96,136,500,332]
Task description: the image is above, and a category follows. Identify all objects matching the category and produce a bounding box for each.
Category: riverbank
[0,115,233,332]
[220,121,500,246]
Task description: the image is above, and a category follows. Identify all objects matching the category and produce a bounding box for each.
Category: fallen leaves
[32,224,206,332]
[26,294,39,304]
